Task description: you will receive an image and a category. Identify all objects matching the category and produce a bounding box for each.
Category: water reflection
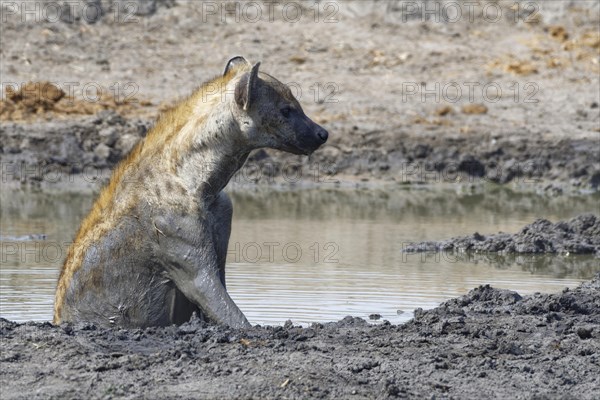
[1,186,599,324]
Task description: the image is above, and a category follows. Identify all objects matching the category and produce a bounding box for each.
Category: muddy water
[1,187,599,325]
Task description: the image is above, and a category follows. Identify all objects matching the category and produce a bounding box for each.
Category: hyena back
[53,57,328,328]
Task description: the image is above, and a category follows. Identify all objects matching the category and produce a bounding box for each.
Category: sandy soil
[1,0,599,189]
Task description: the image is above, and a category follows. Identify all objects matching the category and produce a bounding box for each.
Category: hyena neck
[175,101,251,203]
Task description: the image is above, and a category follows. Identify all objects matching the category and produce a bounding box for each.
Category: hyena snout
[293,115,329,155]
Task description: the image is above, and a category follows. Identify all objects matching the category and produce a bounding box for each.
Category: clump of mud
[405,214,600,257]
[0,81,151,122]
[5,82,65,111]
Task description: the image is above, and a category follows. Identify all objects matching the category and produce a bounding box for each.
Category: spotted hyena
[53,57,329,328]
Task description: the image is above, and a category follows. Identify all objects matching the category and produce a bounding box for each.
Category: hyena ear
[223,56,251,76]
[235,62,261,111]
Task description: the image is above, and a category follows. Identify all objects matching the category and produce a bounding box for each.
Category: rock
[57,0,103,24]
[458,155,485,177]
[98,110,125,126]
[113,0,170,16]
[462,104,488,115]
[434,105,453,116]
[413,144,431,159]
[99,127,119,147]
[115,134,140,155]
[81,0,103,23]
[576,327,593,339]
[589,171,600,189]
[289,55,307,64]
[94,143,111,162]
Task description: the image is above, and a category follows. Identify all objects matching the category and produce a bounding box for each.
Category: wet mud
[405,214,600,257]
[1,275,599,399]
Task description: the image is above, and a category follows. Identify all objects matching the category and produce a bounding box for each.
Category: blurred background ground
[1,0,599,188]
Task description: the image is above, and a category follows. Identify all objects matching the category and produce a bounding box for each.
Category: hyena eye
[280,106,292,118]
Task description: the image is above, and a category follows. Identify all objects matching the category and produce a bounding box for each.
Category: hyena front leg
[153,212,250,329]
[209,192,233,289]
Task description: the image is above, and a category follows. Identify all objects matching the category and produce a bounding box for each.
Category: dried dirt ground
[1,0,599,189]
[1,275,599,399]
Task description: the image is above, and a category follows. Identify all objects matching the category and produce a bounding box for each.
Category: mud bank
[404,214,600,257]
[1,275,599,399]
[1,113,599,190]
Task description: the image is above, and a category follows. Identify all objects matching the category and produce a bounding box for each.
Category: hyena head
[225,56,329,155]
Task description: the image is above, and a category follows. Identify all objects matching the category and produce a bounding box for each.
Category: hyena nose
[316,127,329,143]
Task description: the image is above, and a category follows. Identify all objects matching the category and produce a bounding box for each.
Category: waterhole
[1,186,598,325]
